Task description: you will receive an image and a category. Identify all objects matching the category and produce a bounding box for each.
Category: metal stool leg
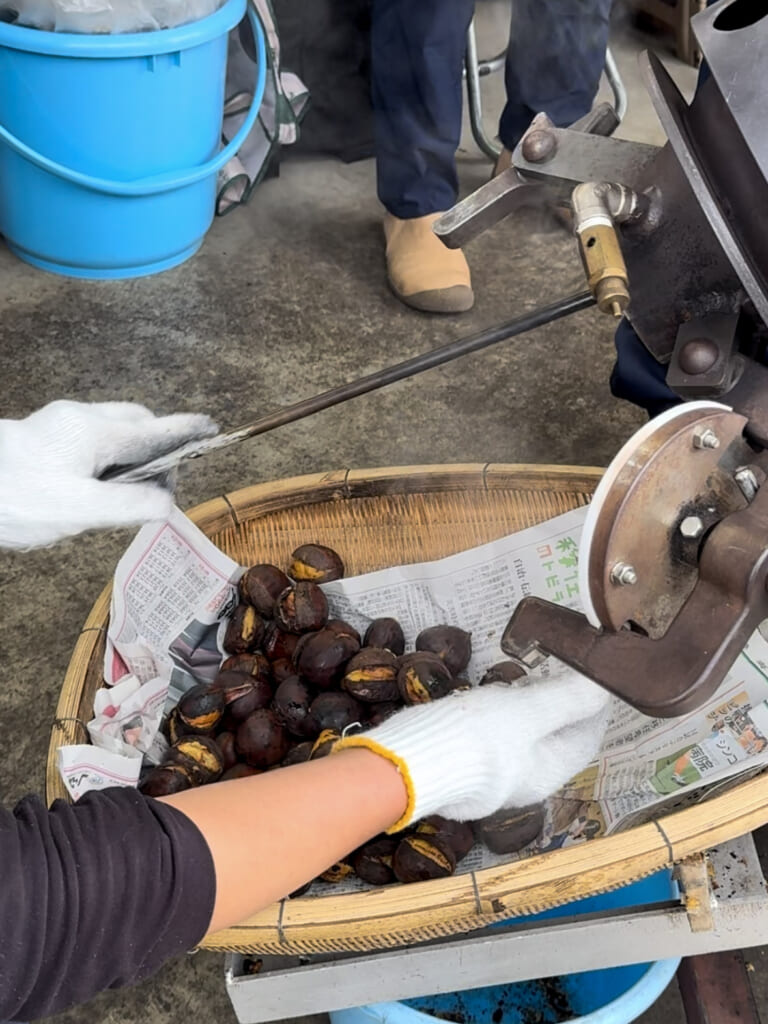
[464,18,629,163]
[465,18,503,162]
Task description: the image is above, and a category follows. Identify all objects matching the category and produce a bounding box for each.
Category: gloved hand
[336,674,611,830]
[0,400,217,550]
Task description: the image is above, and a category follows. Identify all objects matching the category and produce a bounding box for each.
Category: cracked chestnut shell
[168,735,224,784]
[363,618,405,656]
[272,675,317,739]
[473,804,545,854]
[352,837,398,886]
[295,627,360,688]
[415,625,472,676]
[319,859,355,883]
[397,652,455,704]
[239,564,291,616]
[479,661,527,686]
[393,834,456,882]
[223,677,274,725]
[416,816,474,861]
[310,691,364,734]
[274,581,329,634]
[223,603,266,654]
[140,765,194,797]
[236,709,290,768]
[220,652,272,685]
[177,683,225,734]
[342,647,400,703]
[289,543,345,583]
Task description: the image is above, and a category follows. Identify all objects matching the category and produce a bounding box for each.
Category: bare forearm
[161,748,407,933]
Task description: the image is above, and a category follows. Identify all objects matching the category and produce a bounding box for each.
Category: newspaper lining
[57,505,768,891]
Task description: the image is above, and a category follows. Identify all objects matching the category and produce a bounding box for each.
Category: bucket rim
[0,0,245,56]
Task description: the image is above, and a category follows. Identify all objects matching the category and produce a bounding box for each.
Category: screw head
[735,466,758,500]
[692,427,720,450]
[680,515,705,539]
[521,129,557,164]
[610,562,637,586]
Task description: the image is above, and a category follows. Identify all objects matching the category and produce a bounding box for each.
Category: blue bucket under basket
[0,0,266,278]
[331,872,681,1024]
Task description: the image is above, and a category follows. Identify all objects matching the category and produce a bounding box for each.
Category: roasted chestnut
[220,651,272,684]
[272,676,316,739]
[352,837,398,886]
[289,543,345,583]
[223,603,265,654]
[472,804,545,854]
[139,765,194,797]
[342,647,400,702]
[165,706,194,744]
[262,621,301,663]
[236,709,290,768]
[274,581,329,634]
[415,625,472,676]
[220,763,263,781]
[363,617,405,656]
[295,627,360,688]
[416,815,475,861]
[326,618,362,645]
[479,661,527,686]
[270,657,296,684]
[310,691,364,734]
[393,834,456,882]
[168,735,224,784]
[224,677,274,724]
[177,683,225,734]
[216,730,239,772]
[397,652,455,704]
[281,741,314,766]
[239,564,291,616]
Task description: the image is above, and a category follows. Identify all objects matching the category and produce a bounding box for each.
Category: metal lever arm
[501,483,768,717]
[433,170,550,250]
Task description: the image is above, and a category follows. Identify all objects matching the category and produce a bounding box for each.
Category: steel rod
[106,291,596,483]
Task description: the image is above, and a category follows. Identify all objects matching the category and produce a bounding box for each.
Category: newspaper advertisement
[56,502,768,889]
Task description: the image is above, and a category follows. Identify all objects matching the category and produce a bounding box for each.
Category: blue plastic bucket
[331,873,681,1024]
[0,0,266,278]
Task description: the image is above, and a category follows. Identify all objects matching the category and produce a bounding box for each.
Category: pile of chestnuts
[139,542,544,887]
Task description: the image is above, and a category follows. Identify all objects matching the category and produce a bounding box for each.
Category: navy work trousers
[371,0,613,218]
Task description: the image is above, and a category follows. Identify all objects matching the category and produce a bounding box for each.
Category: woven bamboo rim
[47,464,768,954]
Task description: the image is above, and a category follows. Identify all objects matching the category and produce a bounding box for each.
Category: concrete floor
[1,4,764,1023]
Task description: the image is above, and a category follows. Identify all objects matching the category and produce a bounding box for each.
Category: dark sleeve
[0,786,216,1021]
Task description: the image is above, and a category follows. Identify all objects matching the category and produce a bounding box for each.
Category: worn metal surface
[584,406,749,638]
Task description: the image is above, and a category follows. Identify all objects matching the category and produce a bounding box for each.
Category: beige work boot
[384,212,474,314]
[492,147,512,178]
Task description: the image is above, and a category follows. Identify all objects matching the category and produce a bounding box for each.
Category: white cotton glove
[336,674,611,830]
[0,400,218,550]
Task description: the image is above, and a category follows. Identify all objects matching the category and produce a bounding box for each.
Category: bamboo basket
[47,464,768,955]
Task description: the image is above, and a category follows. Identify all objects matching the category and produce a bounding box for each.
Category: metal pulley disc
[578,400,752,639]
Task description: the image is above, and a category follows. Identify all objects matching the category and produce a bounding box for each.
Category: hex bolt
[679,515,705,540]
[610,562,637,586]
[735,466,759,501]
[692,427,720,450]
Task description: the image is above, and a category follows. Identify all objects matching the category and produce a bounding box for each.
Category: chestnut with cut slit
[289,543,345,583]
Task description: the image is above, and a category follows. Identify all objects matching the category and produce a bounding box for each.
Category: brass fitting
[571,182,642,318]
